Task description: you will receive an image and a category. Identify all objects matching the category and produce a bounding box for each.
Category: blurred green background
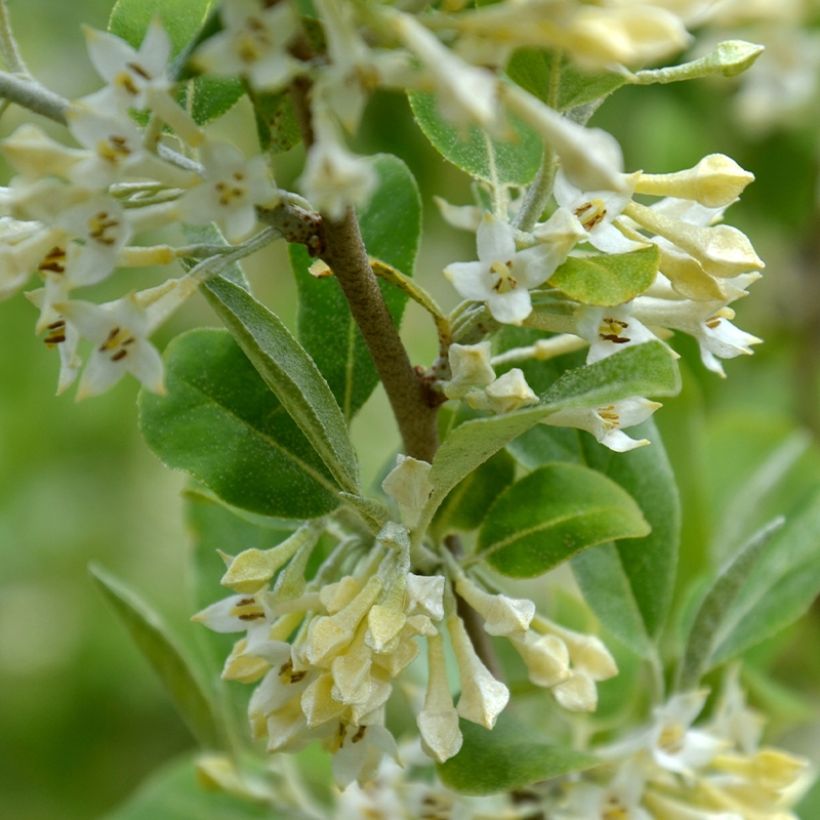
[0,1,818,817]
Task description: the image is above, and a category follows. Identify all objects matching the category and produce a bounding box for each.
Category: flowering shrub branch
[1,0,818,815]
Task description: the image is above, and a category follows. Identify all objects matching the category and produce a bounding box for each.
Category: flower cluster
[548,670,811,819]
[0,20,278,397]
[194,455,617,788]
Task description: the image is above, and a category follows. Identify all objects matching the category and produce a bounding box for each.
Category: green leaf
[424,342,680,527]
[190,76,245,125]
[678,518,784,690]
[292,154,421,419]
[433,449,516,534]
[507,48,626,111]
[572,420,680,654]
[408,91,542,185]
[90,565,223,750]
[106,754,275,820]
[139,329,340,518]
[549,246,660,307]
[710,489,820,665]
[250,88,302,153]
[628,40,765,86]
[203,277,360,495]
[109,0,212,54]
[437,714,598,795]
[475,463,650,577]
[541,340,681,409]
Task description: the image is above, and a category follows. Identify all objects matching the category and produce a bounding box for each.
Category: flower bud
[454,575,534,636]
[483,369,539,414]
[511,631,570,688]
[553,670,598,712]
[444,342,495,400]
[634,154,754,208]
[382,455,434,528]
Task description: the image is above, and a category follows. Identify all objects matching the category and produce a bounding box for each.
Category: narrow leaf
[90,565,223,750]
[437,715,598,795]
[106,754,275,819]
[139,329,340,518]
[293,154,421,419]
[476,463,650,578]
[203,277,359,495]
[408,91,542,185]
[710,489,820,665]
[678,518,784,690]
[549,246,660,307]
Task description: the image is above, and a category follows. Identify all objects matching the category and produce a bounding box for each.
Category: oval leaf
[437,715,598,795]
[139,329,340,518]
[550,246,660,307]
[109,0,211,53]
[433,448,516,534]
[507,48,626,111]
[408,91,542,185]
[293,154,421,419]
[90,565,223,750]
[476,463,650,577]
[203,277,359,495]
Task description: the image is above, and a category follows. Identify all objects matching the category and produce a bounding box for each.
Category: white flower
[84,21,203,146]
[648,691,726,776]
[543,396,661,452]
[54,276,197,398]
[66,99,190,187]
[554,171,642,254]
[448,614,509,729]
[576,305,659,364]
[194,0,302,90]
[26,287,82,394]
[1,124,86,180]
[178,141,278,241]
[417,632,463,763]
[331,714,401,788]
[632,297,761,377]
[298,132,377,221]
[389,11,498,128]
[381,455,433,528]
[444,212,563,325]
[454,575,534,636]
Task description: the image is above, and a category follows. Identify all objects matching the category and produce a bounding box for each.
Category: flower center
[705,306,734,329]
[88,210,120,247]
[659,722,686,754]
[44,319,66,347]
[598,317,630,344]
[574,198,607,231]
[38,245,67,275]
[99,326,135,359]
[97,134,133,165]
[215,172,248,207]
[490,260,517,293]
[230,596,265,622]
[597,405,620,431]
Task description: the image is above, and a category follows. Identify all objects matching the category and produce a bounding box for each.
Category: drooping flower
[543,396,661,452]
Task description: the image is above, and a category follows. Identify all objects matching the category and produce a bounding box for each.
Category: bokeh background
[0,1,818,817]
